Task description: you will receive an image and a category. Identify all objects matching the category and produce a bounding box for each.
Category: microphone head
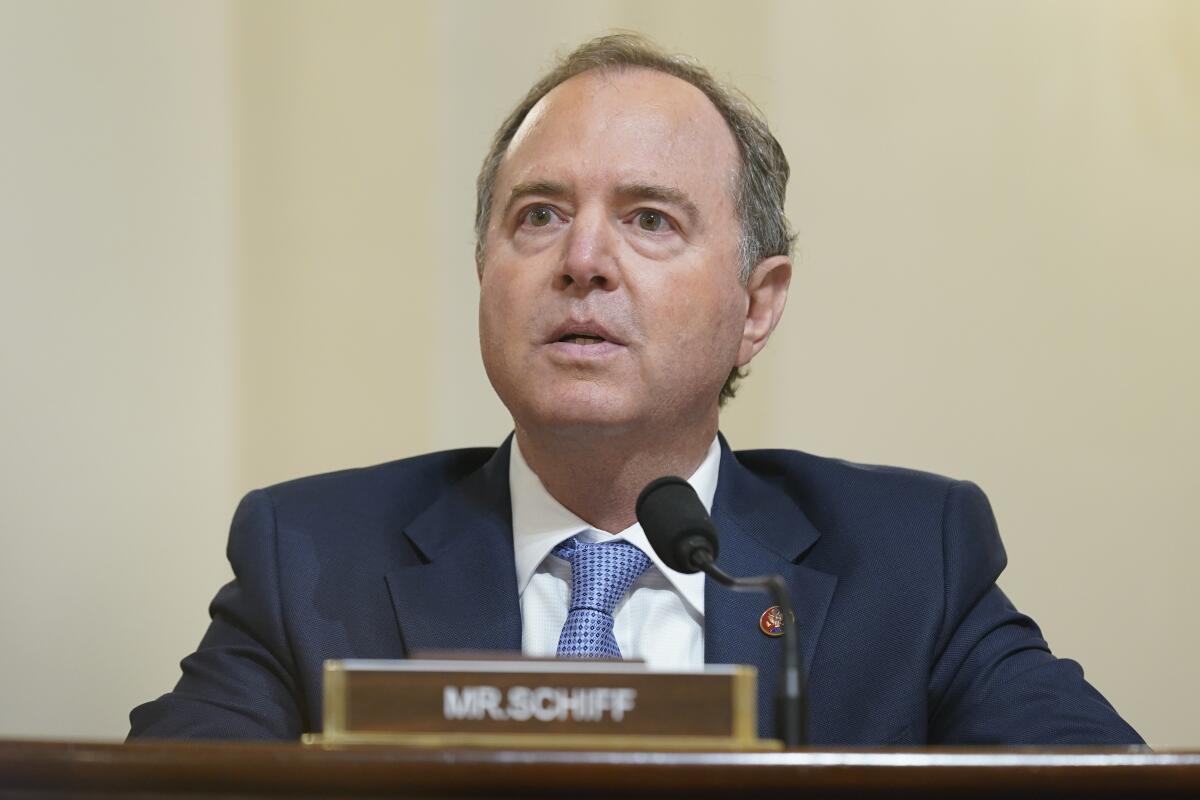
[636,476,719,574]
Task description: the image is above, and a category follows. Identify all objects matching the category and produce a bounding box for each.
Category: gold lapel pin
[759,605,785,637]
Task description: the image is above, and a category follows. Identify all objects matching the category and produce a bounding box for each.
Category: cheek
[662,273,744,335]
[644,278,744,374]
[479,264,538,354]
[480,259,520,312]
[478,273,512,355]
[707,287,750,362]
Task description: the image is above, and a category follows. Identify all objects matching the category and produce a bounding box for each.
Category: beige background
[1,0,1196,745]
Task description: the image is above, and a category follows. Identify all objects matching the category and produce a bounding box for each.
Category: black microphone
[636,476,807,748]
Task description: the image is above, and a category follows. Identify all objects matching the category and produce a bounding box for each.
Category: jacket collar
[385,437,523,655]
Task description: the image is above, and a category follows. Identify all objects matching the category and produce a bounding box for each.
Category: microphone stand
[691,549,806,748]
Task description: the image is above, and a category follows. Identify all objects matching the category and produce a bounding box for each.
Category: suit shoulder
[734,446,966,489]
[253,447,498,525]
[731,447,995,578]
[732,447,979,520]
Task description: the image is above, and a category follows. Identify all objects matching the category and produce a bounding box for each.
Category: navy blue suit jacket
[129,438,1141,744]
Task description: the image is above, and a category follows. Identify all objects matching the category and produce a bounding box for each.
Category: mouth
[547,319,626,347]
[545,321,626,361]
[557,333,609,346]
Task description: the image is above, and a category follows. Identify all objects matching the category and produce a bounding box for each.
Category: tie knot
[555,537,651,616]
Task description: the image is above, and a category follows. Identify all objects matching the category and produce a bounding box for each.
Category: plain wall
[0,0,237,736]
[1,0,1196,745]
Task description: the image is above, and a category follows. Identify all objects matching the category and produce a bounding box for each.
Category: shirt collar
[509,435,720,617]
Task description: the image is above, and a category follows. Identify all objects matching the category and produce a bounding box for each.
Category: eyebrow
[503,180,701,227]
[504,181,570,219]
[615,182,700,226]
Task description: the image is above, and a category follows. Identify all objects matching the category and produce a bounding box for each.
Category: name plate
[303,658,775,751]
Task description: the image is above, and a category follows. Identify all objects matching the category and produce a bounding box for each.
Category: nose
[556,206,619,293]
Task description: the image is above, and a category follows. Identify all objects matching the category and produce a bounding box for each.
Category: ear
[736,255,791,367]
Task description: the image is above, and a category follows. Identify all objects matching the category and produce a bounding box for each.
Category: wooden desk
[2,739,1198,798]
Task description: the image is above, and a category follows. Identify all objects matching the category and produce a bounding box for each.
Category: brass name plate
[305,658,775,751]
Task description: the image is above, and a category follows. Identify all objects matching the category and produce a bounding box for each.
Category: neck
[515,420,718,533]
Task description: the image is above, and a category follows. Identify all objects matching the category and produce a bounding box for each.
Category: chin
[514,385,642,438]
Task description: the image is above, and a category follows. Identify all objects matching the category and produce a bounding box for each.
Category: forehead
[498,67,740,201]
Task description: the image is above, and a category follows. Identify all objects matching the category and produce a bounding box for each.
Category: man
[130,34,1141,745]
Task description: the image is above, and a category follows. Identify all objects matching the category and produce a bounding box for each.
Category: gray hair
[475,33,794,403]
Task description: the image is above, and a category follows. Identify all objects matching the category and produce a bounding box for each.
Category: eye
[635,210,670,232]
[524,205,556,228]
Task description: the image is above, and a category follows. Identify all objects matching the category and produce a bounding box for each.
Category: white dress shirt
[510,437,720,670]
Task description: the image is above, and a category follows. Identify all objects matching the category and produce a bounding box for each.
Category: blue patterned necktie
[554,536,651,659]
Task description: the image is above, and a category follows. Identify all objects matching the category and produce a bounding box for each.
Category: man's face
[479,68,750,439]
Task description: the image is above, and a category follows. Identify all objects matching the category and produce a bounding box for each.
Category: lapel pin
[759,605,785,637]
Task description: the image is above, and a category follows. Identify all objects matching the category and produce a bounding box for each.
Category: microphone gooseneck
[636,476,807,748]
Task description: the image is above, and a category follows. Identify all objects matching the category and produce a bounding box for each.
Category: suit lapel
[705,441,838,740]
[385,438,523,655]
